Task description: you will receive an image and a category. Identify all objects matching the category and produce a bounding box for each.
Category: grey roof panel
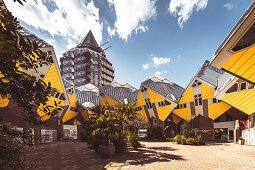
[20,28,52,48]
[75,89,99,109]
[194,60,224,86]
[142,79,185,102]
[100,84,139,103]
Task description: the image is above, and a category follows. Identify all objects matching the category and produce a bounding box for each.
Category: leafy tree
[113,102,138,140]
[0,3,61,125]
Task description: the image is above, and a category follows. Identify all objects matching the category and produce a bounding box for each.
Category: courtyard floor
[26,141,255,170]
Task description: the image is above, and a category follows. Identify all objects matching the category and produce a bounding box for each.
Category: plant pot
[98,143,115,158]
[133,142,139,150]
[240,139,245,145]
[114,139,127,154]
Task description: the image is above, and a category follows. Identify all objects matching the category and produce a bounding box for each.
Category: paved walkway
[26,141,255,170]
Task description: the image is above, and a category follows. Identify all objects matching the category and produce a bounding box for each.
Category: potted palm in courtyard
[91,105,116,158]
[112,102,138,154]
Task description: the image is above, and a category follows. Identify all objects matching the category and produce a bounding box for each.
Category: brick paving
[26,141,255,170]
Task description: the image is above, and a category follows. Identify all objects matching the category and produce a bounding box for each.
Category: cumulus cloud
[155,70,167,76]
[224,3,234,10]
[169,0,208,28]
[152,57,171,67]
[107,26,116,37]
[142,63,150,70]
[5,0,103,56]
[107,0,157,41]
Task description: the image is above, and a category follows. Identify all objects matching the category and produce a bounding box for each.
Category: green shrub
[175,134,182,144]
[127,131,139,150]
[0,124,27,169]
[181,137,187,144]
[186,138,195,145]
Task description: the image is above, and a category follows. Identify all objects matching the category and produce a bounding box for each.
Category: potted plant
[91,105,116,158]
[113,102,138,154]
[127,131,139,150]
[239,137,245,145]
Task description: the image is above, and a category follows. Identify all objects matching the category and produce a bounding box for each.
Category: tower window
[213,98,217,103]
[145,98,152,109]
[226,83,238,93]
[240,82,247,91]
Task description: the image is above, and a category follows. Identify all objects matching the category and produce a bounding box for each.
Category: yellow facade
[62,94,78,123]
[173,108,191,121]
[201,83,215,100]
[223,46,255,83]
[222,88,255,115]
[69,94,77,108]
[156,105,174,121]
[99,96,105,105]
[104,94,117,106]
[44,64,64,93]
[147,89,165,103]
[179,87,194,104]
[37,97,65,121]
[62,110,78,123]
[135,92,146,107]
[147,89,175,121]
[80,110,89,121]
[208,102,231,120]
[136,110,147,119]
[172,113,182,124]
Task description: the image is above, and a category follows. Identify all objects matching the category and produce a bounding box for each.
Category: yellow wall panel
[223,48,248,70]
[104,94,117,106]
[208,102,231,120]
[228,47,255,73]
[173,108,191,121]
[0,96,9,107]
[201,83,215,100]
[81,110,89,121]
[147,89,165,103]
[156,105,174,121]
[37,97,65,121]
[69,94,77,108]
[222,89,255,115]
[179,87,194,104]
[99,96,105,105]
[73,119,79,125]
[172,113,182,124]
[62,110,78,123]
[135,92,146,107]
[223,46,255,83]
[44,64,64,93]
[136,110,147,120]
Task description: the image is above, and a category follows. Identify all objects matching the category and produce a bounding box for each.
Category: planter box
[98,143,115,158]
[238,140,245,145]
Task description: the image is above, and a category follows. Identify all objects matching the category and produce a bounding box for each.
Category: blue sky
[5,0,253,89]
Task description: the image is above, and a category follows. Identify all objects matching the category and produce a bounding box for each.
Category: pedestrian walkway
[26,141,255,170]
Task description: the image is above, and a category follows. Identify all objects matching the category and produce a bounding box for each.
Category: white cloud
[107,0,157,41]
[152,57,171,67]
[5,0,103,58]
[107,26,116,37]
[155,70,167,76]
[224,3,234,10]
[169,0,208,28]
[142,63,150,70]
